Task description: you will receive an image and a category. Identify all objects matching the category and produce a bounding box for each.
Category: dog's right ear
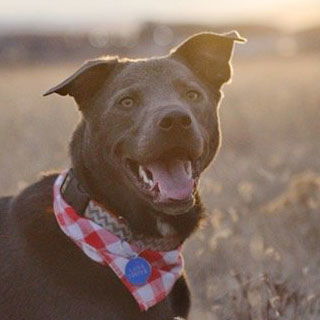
[170,31,246,89]
[44,56,118,108]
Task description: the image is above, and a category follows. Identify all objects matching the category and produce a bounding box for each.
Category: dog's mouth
[124,150,201,214]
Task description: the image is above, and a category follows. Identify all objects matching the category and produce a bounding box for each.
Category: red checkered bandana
[53,172,184,311]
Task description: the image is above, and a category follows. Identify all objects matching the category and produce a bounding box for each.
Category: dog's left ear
[43,57,119,109]
[170,31,246,89]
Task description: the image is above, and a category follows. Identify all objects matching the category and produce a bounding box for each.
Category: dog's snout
[158,110,192,131]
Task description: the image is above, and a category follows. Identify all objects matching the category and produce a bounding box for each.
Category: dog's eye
[186,90,200,101]
[119,97,135,109]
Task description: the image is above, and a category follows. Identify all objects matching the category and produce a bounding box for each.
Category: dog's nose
[158,110,192,131]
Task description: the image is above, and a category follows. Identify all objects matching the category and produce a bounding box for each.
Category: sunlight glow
[0,0,319,31]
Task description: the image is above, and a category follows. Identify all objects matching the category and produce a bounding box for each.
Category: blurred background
[1,1,320,319]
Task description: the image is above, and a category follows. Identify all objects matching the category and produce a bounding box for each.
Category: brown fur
[0,32,244,319]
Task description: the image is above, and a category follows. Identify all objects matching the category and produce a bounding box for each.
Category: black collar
[60,169,90,215]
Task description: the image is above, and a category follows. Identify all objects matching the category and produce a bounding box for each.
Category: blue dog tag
[125,257,152,286]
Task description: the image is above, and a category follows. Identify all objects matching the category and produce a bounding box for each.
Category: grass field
[1,54,319,319]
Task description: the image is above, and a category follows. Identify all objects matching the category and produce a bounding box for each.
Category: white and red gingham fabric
[53,172,184,311]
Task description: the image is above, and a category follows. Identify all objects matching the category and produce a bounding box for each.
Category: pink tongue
[146,159,194,202]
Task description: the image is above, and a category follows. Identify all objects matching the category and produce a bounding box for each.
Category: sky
[1,0,319,32]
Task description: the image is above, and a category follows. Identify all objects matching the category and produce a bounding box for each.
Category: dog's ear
[170,31,246,89]
[44,56,118,108]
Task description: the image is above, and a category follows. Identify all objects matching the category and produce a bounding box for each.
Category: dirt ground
[1,54,319,319]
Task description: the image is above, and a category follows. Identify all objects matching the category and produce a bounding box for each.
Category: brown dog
[0,32,244,319]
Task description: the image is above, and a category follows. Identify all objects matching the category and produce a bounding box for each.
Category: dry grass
[1,54,319,319]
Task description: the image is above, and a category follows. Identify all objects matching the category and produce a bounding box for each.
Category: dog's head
[45,32,244,236]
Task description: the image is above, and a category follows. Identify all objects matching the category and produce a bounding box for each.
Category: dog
[0,31,244,319]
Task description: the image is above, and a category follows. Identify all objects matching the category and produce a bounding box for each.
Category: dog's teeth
[185,161,192,178]
[139,165,147,181]
[139,166,153,187]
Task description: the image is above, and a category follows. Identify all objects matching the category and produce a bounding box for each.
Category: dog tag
[125,257,152,286]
